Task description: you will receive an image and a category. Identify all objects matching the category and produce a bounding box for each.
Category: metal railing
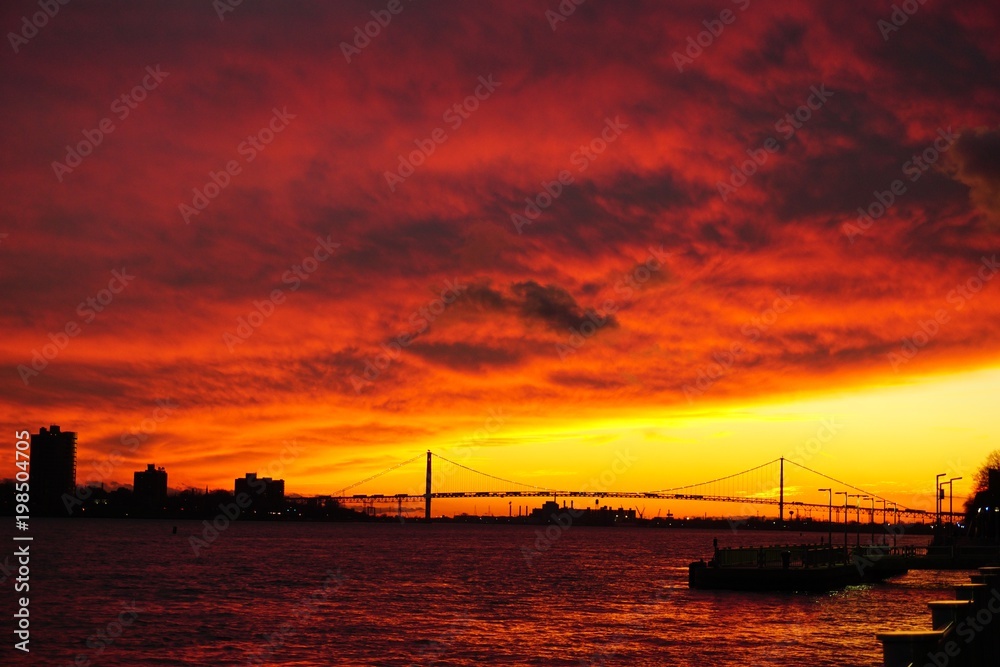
[713,544,848,568]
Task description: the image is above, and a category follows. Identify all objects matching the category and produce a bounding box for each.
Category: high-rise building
[29,425,77,516]
[133,463,167,514]
[235,472,285,515]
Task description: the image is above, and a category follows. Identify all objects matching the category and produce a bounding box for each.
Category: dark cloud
[409,341,525,372]
[512,281,620,332]
[547,371,627,391]
[462,283,510,311]
[1,0,999,489]
[740,20,808,70]
[950,127,1000,222]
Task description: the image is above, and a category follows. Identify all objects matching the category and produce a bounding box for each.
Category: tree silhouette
[973,449,1000,492]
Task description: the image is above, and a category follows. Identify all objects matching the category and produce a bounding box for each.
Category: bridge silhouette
[300,452,959,523]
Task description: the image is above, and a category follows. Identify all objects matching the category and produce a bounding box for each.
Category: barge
[688,543,909,592]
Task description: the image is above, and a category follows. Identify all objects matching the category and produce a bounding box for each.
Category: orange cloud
[1,0,999,510]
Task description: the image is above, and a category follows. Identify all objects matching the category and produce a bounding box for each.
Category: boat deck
[689,544,909,592]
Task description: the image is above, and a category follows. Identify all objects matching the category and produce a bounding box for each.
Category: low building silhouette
[29,425,77,516]
[133,464,167,515]
[529,499,636,526]
[235,472,285,515]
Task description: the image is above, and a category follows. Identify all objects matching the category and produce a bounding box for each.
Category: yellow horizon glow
[272,364,998,518]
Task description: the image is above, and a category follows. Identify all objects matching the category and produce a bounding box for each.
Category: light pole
[869,496,876,546]
[878,500,887,545]
[890,502,898,547]
[935,472,946,532]
[836,491,849,547]
[849,494,867,547]
[946,477,962,527]
[819,488,833,546]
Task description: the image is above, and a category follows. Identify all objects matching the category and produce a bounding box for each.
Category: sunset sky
[2,0,998,517]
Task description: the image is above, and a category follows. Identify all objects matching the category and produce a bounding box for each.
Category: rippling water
[2,520,973,666]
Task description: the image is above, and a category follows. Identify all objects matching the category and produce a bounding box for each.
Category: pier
[877,567,1000,667]
[896,545,1000,570]
[689,543,909,592]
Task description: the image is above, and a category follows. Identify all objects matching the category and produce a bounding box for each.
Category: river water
[1,520,972,665]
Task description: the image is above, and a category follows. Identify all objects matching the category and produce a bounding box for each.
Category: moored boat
[688,543,909,592]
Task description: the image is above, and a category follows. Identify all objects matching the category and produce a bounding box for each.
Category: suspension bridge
[297,452,960,523]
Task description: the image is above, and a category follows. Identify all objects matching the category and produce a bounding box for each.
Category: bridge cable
[783,459,907,509]
[653,458,781,494]
[335,452,425,495]
[431,452,554,492]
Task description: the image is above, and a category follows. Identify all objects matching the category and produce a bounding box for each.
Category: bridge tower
[424,450,432,521]
[779,456,784,527]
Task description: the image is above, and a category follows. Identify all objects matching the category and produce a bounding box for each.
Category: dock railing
[713,544,847,568]
[862,544,1000,560]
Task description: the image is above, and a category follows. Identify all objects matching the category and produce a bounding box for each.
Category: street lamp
[946,477,962,527]
[935,472,947,531]
[835,491,849,548]
[869,496,876,546]
[834,493,847,534]
[890,502,899,547]
[819,488,833,546]
[849,494,867,547]
[877,500,887,545]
